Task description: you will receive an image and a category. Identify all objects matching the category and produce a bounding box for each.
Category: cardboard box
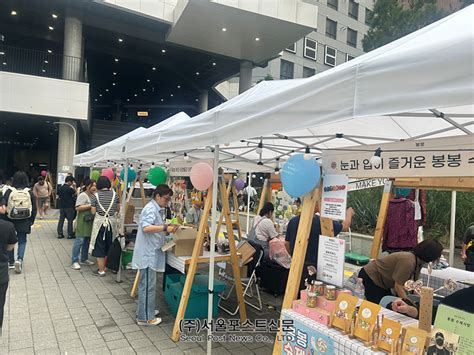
[173,227,203,256]
[225,263,248,278]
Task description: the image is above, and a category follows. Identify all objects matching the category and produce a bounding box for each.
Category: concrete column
[62,13,83,81]
[57,11,82,175]
[198,90,209,113]
[239,61,253,94]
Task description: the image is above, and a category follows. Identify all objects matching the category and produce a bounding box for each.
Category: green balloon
[91,170,100,181]
[148,166,167,186]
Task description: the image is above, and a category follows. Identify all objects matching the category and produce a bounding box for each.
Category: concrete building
[217,0,375,99]
[0,0,318,182]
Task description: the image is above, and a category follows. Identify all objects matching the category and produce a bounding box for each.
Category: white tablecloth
[282,308,417,355]
[420,267,472,295]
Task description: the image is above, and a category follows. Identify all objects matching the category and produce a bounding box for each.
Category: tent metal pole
[449,191,457,266]
[246,173,252,234]
[207,145,219,355]
[117,158,129,283]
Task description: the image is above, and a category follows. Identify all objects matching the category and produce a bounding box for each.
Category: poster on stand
[434,305,473,353]
[321,174,348,220]
[282,313,335,355]
[57,173,67,186]
[316,235,345,287]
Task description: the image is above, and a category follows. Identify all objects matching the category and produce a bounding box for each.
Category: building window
[365,8,373,25]
[286,43,296,53]
[303,38,317,60]
[280,59,294,79]
[348,0,359,20]
[326,18,337,40]
[327,0,338,10]
[324,46,337,67]
[303,67,316,78]
[346,53,355,61]
[347,28,357,48]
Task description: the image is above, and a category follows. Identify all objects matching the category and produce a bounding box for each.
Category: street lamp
[53,121,77,171]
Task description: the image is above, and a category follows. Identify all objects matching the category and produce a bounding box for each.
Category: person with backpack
[90,176,120,277]
[57,176,77,239]
[1,171,36,274]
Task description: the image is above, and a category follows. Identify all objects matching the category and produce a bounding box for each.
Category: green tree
[363,0,445,52]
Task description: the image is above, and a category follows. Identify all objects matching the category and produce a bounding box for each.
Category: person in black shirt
[57,176,77,239]
[0,217,18,333]
[284,205,354,290]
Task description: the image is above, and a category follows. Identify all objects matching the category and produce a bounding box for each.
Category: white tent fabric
[123,5,473,160]
[73,112,190,166]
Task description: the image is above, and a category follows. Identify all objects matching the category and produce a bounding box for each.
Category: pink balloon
[190,162,214,191]
[235,178,245,191]
[41,170,47,177]
[101,168,115,182]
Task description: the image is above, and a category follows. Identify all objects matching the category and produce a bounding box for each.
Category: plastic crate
[165,275,226,319]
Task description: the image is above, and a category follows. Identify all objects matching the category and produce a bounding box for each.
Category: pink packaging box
[300,290,307,302]
[291,300,331,326]
[316,296,336,312]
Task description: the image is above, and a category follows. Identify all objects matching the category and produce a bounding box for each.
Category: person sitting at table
[185,199,202,226]
[250,202,281,256]
[390,285,474,320]
[132,184,179,326]
[359,239,443,304]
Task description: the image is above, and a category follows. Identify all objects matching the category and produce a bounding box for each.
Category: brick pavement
[0,213,279,354]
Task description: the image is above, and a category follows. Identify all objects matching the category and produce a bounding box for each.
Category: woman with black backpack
[2,171,36,274]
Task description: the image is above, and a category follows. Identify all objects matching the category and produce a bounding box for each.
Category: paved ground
[0,212,281,355]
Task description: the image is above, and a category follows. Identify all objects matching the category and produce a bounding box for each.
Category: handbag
[84,213,94,222]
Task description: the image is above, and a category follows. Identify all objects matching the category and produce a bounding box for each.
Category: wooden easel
[171,178,247,342]
[257,178,272,214]
[215,179,243,240]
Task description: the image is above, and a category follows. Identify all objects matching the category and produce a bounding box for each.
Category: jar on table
[314,281,325,296]
[306,291,318,308]
[325,285,336,300]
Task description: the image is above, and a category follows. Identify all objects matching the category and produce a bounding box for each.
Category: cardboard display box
[162,227,203,256]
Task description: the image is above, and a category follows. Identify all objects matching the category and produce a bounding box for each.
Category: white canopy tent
[72,6,473,354]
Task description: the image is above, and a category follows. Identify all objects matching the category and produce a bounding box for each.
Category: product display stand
[171,179,246,342]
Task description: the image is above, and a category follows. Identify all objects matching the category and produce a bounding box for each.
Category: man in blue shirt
[285,205,354,290]
[132,184,179,326]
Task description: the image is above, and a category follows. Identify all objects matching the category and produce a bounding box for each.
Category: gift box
[316,296,336,312]
[300,290,307,302]
[291,300,331,326]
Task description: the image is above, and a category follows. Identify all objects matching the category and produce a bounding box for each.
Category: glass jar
[325,285,336,300]
[306,291,318,308]
[314,281,325,296]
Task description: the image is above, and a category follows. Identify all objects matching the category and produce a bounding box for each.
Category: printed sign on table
[321,174,348,220]
[317,235,345,287]
[282,313,334,355]
[434,305,474,354]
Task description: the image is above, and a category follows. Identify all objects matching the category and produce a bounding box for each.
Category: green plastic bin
[165,275,226,319]
[121,250,133,268]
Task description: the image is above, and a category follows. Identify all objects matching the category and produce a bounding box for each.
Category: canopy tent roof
[73,112,191,167]
[122,5,473,167]
[74,6,473,173]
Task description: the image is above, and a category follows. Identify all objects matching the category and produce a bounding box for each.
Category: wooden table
[166,250,241,274]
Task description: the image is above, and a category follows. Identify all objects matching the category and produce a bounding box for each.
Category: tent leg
[117,159,129,283]
[449,191,457,266]
[207,145,220,355]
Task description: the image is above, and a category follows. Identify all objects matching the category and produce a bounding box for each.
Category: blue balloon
[120,167,137,182]
[281,154,321,198]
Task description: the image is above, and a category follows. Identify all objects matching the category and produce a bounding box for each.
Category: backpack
[7,187,32,219]
[247,217,265,241]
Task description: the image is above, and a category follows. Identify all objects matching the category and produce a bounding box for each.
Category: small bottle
[353,278,365,299]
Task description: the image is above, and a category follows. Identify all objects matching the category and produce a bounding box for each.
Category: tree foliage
[363,0,446,52]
